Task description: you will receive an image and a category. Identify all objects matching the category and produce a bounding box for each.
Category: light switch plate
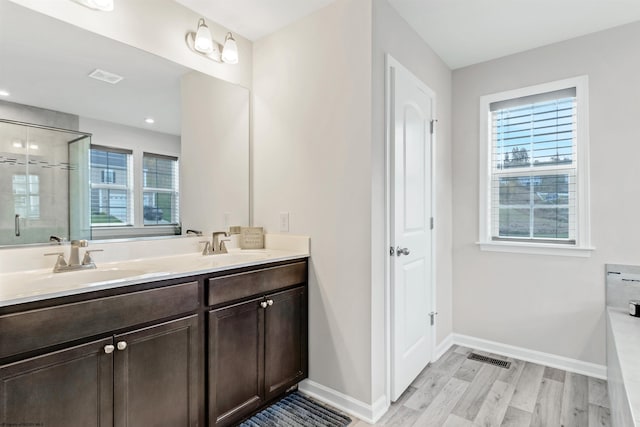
[279,212,289,232]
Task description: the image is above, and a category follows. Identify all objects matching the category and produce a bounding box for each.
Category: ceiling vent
[88,68,123,85]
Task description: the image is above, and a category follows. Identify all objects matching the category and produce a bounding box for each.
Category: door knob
[116,341,127,351]
[396,247,410,256]
[260,301,268,309]
[104,344,115,354]
[266,299,273,306]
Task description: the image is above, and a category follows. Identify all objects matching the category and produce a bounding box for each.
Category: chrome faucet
[45,240,103,273]
[200,231,231,255]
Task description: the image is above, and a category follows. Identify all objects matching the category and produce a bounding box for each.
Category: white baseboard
[298,379,389,424]
[452,333,607,380]
[434,333,454,361]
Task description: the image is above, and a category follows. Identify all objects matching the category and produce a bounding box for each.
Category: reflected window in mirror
[90,146,133,227]
[13,174,40,220]
[142,153,179,226]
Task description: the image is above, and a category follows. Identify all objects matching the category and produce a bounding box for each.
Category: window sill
[476,241,595,257]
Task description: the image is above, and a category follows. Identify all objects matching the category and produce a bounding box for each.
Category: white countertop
[607,306,640,425]
[0,234,310,308]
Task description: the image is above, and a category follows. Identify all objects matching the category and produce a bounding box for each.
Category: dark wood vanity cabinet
[0,258,308,427]
[208,262,308,427]
[0,280,201,427]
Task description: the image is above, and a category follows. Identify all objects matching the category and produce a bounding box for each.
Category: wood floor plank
[378,386,417,425]
[443,414,473,427]
[509,362,545,412]
[588,377,610,408]
[560,372,589,427]
[499,407,532,427]
[588,404,611,427]
[497,359,525,386]
[383,405,421,427]
[530,378,563,427]
[451,364,501,421]
[454,359,482,382]
[406,353,467,410]
[413,377,469,427]
[471,380,515,427]
[543,366,566,383]
[454,346,473,356]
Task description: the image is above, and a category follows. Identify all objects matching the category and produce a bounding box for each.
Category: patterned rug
[239,392,352,427]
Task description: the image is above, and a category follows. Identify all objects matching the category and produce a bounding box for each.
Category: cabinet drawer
[0,281,199,360]
[207,262,306,306]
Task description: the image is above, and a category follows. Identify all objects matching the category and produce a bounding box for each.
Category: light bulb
[221,33,238,64]
[194,19,213,54]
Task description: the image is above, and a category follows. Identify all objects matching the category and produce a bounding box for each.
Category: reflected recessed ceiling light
[145,118,155,124]
[71,0,114,11]
[0,90,10,97]
[29,144,39,150]
[12,141,23,148]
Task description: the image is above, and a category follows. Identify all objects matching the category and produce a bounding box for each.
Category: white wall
[452,21,640,366]
[8,0,252,89]
[253,0,374,405]
[371,0,453,400]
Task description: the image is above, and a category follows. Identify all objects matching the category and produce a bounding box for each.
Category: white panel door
[389,58,434,401]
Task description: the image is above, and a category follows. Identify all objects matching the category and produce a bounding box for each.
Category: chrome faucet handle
[45,252,68,271]
[82,249,103,266]
[219,239,231,253]
[200,241,212,255]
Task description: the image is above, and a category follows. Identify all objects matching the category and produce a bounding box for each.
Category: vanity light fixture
[186,18,238,64]
[71,0,114,11]
[0,89,10,97]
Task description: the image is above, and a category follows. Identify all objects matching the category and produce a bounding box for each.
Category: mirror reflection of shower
[0,118,91,246]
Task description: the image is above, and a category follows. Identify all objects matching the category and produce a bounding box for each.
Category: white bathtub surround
[606,264,640,426]
[607,307,639,426]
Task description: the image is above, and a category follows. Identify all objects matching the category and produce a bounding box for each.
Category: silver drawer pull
[116,341,127,351]
[267,299,273,306]
[104,344,115,354]
[260,301,268,309]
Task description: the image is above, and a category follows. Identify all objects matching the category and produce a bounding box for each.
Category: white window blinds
[490,88,577,243]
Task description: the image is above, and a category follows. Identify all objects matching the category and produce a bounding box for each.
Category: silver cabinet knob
[116,341,127,351]
[104,344,115,354]
[396,247,410,256]
[260,301,268,309]
[267,299,274,306]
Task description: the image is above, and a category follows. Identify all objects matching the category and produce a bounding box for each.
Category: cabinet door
[0,338,113,427]
[209,297,265,427]
[264,286,307,400]
[113,315,199,427]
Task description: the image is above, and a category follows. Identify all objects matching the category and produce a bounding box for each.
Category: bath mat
[239,391,352,427]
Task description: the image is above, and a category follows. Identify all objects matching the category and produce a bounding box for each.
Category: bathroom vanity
[0,244,308,427]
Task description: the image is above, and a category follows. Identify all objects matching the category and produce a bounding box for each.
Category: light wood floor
[350,345,610,427]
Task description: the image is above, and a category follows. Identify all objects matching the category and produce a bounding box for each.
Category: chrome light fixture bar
[71,0,114,11]
[186,18,238,64]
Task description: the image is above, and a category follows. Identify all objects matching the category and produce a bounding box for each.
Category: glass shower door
[69,135,91,241]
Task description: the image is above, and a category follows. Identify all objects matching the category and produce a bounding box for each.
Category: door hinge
[429,311,438,326]
[430,119,438,135]
[430,217,434,230]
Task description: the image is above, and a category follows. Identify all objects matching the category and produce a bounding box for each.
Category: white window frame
[90,146,133,227]
[478,76,594,257]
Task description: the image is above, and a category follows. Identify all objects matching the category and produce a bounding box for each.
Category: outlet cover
[279,212,289,232]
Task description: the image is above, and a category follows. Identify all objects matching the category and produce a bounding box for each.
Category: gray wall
[452,21,640,365]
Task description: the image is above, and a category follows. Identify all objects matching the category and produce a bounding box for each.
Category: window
[90,146,133,226]
[13,174,39,219]
[479,76,592,256]
[142,153,179,225]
